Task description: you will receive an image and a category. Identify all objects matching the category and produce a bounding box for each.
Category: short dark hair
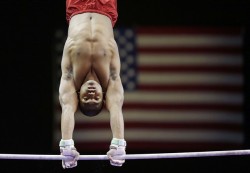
[78,101,104,117]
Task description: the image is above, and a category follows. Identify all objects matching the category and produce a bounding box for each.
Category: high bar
[0,149,250,160]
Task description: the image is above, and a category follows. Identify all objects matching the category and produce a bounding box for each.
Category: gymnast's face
[79,80,103,106]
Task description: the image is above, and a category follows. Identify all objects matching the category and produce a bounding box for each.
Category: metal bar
[0,150,249,160]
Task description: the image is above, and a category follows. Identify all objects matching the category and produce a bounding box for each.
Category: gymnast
[58,0,126,169]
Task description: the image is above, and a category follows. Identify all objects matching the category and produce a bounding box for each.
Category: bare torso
[63,12,116,92]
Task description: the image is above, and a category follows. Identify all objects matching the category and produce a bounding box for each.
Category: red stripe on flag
[138,47,242,54]
[136,27,242,35]
[123,103,242,112]
[139,65,243,73]
[137,84,243,92]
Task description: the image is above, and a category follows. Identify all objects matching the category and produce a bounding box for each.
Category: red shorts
[66,0,118,27]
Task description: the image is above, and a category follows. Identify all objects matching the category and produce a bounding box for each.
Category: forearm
[61,107,76,140]
[106,66,125,139]
[109,105,124,139]
[59,77,78,140]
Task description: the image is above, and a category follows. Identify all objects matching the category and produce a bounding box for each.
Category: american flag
[52,26,244,153]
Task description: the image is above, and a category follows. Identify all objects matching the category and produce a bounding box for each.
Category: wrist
[59,139,74,147]
[111,138,126,147]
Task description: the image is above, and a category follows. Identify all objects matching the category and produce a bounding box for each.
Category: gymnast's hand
[59,139,79,169]
[107,138,126,167]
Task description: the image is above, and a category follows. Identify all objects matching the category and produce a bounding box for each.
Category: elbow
[115,93,124,108]
[59,94,65,106]
[119,94,124,106]
[106,94,124,110]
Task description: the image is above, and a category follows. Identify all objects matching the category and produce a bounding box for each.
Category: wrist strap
[59,139,74,147]
[111,138,126,147]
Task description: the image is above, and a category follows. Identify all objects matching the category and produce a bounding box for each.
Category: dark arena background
[0,0,249,173]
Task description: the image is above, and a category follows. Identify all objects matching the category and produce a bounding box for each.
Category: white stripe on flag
[124,91,243,104]
[138,54,243,66]
[139,73,243,85]
[137,35,242,47]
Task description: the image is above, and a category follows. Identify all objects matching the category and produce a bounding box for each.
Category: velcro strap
[111,138,126,147]
[59,139,74,147]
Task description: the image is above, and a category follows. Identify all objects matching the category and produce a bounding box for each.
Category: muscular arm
[59,42,78,140]
[106,40,124,139]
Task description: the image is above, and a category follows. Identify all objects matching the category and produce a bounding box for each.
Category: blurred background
[0,0,249,172]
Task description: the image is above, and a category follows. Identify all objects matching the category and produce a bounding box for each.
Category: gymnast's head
[78,80,104,117]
